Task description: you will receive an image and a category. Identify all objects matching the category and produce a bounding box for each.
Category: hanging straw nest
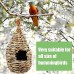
[6,17,32,73]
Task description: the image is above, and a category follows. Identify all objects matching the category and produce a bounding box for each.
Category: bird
[29,2,40,30]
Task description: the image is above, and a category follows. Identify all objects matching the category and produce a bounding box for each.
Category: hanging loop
[15,17,21,32]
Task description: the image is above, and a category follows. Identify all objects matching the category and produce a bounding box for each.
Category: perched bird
[29,2,39,29]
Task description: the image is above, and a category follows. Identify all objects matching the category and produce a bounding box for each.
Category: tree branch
[59,30,68,41]
[0,0,53,18]
[69,36,74,40]
[65,0,74,6]
[60,30,74,47]
[0,0,10,14]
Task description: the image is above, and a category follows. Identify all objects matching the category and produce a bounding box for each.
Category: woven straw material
[6,29,32,73]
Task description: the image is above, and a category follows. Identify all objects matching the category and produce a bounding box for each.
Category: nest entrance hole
[16,50,27,61]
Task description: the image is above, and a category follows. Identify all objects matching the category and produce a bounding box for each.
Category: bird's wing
[36,7,38,13]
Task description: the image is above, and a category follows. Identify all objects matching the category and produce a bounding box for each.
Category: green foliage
[9,20,15,27]
[47,16,52,22]
[58,1,64,5]
[2,9,7,16]
[7,1,13,7]
[0,19,3,24]
[65,22,74,28]
[43,0,50,5]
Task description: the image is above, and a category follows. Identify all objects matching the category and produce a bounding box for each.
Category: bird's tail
[32,17,38,26]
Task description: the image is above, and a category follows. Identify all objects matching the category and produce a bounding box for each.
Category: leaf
[65,22,74,28]
[47,14,53,22]
[58,1,64,5]
[65,5,71,8]
[9,21,15,27]
[49,8,53,13]
[43,33,47,36]
[41,9,46,14]
[2,9,7,16]
[43,0,50,5]
[24,21,32,24]
[0,19,2,24]
[8,1,13,7]
[69,22,74,28]
[16,0,23,4]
